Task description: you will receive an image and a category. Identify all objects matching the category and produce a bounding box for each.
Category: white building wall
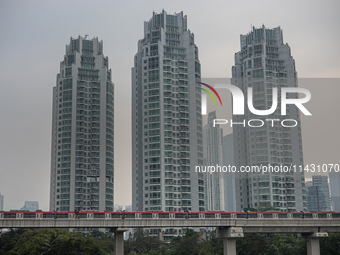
[50,36,114,214]
[232,26,306,212]
[203,111,225,211]
[132,11,204,241]
[330,171,340,212]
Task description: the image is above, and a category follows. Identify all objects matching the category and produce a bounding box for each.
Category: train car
[1,211,340,220]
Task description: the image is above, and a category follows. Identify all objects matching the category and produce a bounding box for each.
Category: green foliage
[244,205,280,212]
[88,230,115,254]
[0,228,25,253]
[237,233,307,255]
[243,207,257,212]
[167,229,202,255]
[124,229,165,255]
[256,205,280,212]
[320,233,340,254]
[1,228,340,255]
[265,233,306,255]
[125,228,221,255]
[237,233,269,255]
[0,228,108,255]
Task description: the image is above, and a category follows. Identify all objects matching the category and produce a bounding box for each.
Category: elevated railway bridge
[1,211,339,255]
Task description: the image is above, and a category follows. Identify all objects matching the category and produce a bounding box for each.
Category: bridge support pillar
[298,232,328,255]
[110,227,129,255]
[216,227,244,255]
[158,231,163,242]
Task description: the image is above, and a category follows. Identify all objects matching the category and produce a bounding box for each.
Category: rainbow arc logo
[198,82,223,115]
[197,82,223,106]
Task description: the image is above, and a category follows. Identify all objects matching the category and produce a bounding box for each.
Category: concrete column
[306,237,320,255]
[298,232,328,255]
[223,239,237,255]
[158,231,163,242]
[110,228,129,255]
[216,227,244,255]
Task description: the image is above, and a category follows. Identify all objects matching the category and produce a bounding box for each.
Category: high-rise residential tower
[21,201,39,211]
[307,175,330,212]
[132,11,204,217]
[330,171,340,212]
[223,134,236,212]
[50,36,114,213]
[203,111,225,211]
[232,26,307,212]
[0,192,3,211]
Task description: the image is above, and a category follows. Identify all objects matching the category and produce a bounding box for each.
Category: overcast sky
[0,0,339,211]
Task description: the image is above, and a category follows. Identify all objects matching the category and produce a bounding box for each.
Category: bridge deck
[1,219,340,233]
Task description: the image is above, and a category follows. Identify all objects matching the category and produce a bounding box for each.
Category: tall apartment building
[330,171,340,212]
[223,134,236,212]
[114,204,123,212]
[232,25,307,212]
[307,175,331,212]
[307,175,330,212]
[50,36,114,213]
[132,11,204,215]
[0,192,3,211]
[21,201,39,211]
[203,111,225,211]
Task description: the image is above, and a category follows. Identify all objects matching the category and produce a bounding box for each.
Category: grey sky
[0,0,339,211]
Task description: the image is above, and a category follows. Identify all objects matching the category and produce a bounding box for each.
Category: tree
[0,228,108,255]
[237,233,268,255]
[167,229,209,255]
[89,230,115,254]
[265,233,306,255]
[243,207,257,212]
[207,230,223,255]
[0,228,25,254]
[256,205,279,212]
[320,233,340,254]
[124,229,165,255]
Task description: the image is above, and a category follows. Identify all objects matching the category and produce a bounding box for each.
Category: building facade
[0,192,3,211]
[330,171,340,212]
[223,134,236,212]
[203,111,225,211]
[124,204,133,240]
[21,201,39,211]
[114,204,123,212]
[232,25,307,212]
[307,175,330,212]
[132,10,204,214]
[50,36,114,213]
[132,11,204,240]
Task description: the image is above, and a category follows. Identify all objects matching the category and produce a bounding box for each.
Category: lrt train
[1,211,340,220]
